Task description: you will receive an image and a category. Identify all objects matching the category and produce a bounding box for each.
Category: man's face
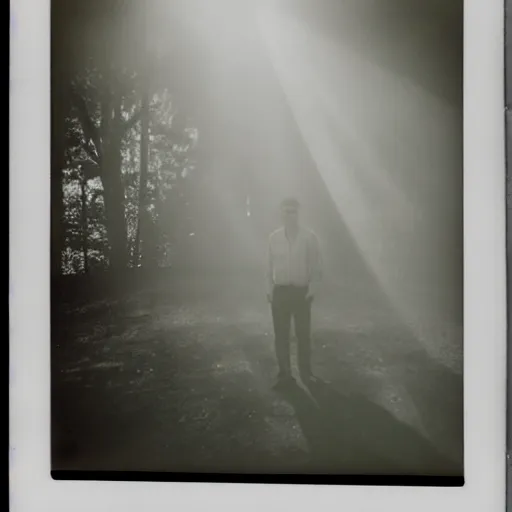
[281,205,299,227]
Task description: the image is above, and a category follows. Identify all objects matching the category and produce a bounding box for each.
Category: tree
[53,0,199,275]
[69,65,142,270]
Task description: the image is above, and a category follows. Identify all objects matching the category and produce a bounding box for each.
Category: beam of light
[154,1,313,271]
[149,1,461,357]
[257,4,462,345]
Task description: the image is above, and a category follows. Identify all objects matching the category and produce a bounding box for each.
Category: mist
[51,0,463,478]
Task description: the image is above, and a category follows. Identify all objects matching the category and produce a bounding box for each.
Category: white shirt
[266,226,322,296]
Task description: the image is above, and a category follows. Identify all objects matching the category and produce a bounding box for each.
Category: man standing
[266,197,322,387]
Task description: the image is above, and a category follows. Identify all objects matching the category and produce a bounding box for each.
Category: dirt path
[52,287,463,476]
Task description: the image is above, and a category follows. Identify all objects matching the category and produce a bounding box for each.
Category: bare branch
[83,143,101,165]
[70,86,103,162]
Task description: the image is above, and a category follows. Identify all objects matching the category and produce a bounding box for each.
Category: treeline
[52,0,199,276]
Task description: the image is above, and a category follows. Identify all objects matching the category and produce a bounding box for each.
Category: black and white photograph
[10,0,509,508]
[49,0,465,480]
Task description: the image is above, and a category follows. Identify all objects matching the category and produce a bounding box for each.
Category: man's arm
[307,232,322,299]
[266,235,274,301]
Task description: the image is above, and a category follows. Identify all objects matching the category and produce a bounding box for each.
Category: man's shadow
[278,378,462,477]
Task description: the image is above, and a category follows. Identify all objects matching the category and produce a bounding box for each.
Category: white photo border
[9,0,506,510]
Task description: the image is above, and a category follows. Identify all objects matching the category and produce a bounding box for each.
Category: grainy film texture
[51,0,463,479]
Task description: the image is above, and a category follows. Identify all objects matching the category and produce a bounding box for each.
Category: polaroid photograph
[9,0,506,510]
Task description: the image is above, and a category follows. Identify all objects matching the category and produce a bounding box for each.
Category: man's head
[280,197,300,229]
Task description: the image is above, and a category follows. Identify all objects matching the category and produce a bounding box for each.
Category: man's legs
[271,287,293,381]
[294,290,313,380]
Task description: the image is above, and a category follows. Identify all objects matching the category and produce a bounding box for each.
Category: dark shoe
[273,373,295,390]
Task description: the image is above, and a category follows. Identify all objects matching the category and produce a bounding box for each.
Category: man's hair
[281,197,300,210]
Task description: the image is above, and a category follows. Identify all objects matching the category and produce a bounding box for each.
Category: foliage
[58,45,198,274]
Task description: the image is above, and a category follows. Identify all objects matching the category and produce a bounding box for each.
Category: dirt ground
[51,277,463,477]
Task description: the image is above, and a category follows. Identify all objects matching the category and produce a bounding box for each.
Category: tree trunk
[51,158,64,278]
[133,79,150,267]
[154,178,165,266]
[80,174,89,273]
[51,92,66,278]
[101,141,128,271]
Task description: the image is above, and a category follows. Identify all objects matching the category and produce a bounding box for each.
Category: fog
[143,0,463,342]
[51,0,464,475]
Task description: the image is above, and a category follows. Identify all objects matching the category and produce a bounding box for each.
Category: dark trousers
[271,285,312,378]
